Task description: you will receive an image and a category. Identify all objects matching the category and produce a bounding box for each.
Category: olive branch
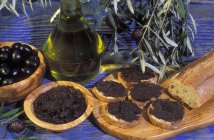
[0,0,197,80]
[104,0,197,80]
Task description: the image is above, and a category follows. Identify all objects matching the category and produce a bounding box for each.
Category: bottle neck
[60,0,83,18]
[59,0,86,31]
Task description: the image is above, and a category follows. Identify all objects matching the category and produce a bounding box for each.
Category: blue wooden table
[0,1,214,139]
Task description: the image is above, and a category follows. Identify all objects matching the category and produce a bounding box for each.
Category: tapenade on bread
[128,82,162,108]
[102,100,143,128]
[92,81,127,102]
[147,99,185,130]
[117,65,157,88]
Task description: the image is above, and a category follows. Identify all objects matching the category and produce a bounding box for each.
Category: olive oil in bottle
[43,0,104,83]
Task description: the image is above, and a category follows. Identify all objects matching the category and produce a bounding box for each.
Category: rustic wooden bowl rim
[24,81,94,132]
[0,42,45,89]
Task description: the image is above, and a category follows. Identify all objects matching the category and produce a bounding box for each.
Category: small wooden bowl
[24,81,94,132]
[0,42,46,103]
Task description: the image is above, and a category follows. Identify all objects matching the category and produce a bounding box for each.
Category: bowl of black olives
[0,42,46,103]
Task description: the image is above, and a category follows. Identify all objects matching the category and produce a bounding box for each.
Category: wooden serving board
[92,76,214,140]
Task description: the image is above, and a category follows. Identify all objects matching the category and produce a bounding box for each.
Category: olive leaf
[49,0,52,7]
[9,0,19,16]
[126,0,134,14]
[29,0,34,12]
[150,28,169,49]
[44,0,47,8]
[143,39,159,64]
[50,8,60,23]
[189,12,197,34]
[9,8,19,17]
[187,36,194,56]
[188,25,195,40]
[158,64,167,81]
[160,0,166,4]
[162,30,178,47]
[40,0,44,8]
[159,51,166,64]
[0,103,5,115]
[107,8,117,30]
[22,0,29,18]
[130,56,139,64]
[113,0,118,14]
[0,0,7,10]
[187,0,191,5]
[139,50,145,73]
[0,108,22,119]
[114,31,118,53]
[21,136,40,140]
[0,110,24,125]
[12,0,16,9]
[145,63,161,75]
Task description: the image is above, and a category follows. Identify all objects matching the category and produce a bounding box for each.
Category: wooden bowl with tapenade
[24,81,94,132]
[0,42,46,103]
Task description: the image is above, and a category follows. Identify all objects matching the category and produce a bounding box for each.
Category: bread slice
[117,65,157,89]
[147,99,184,130]
[102,104,142,128]
[168,49,214,108]
[128,82,163,109]
[92,87,126,103]
[127,90,153,109]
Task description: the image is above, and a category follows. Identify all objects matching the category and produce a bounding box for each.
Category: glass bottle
[43,0,104,83]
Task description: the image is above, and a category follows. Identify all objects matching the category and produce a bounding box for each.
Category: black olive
[0,52,9,62]
[12,50,22,62]
[0,46,11,53]
[132,28,144,42]
[2,78,14,86]
[20,44,32,56]
[11,68,20,78]
[0,76,3,82]
[0,63,8,67]
[0,76,3,86]
[12,42,22,50]
[25,59,39,68]
[21,67,33,76]
[0,66,10,76]
[29,53,39,61]
[8,120,26,133]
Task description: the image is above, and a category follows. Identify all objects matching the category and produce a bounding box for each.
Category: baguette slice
[147,99,184,130]
[92,87,126,103]
[102,104,142,128]
[117,64,157,89]
[168,49,214,108]
[127,90,151,109]
[118,72,157,89]
[128,82,163,109]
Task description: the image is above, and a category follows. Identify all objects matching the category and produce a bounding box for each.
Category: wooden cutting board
[92,75,214,140]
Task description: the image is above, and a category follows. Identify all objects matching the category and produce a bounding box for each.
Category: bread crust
[168,49,214,108]
[102,104,142,128]
[92,87,126,103]
[147,103,183,130]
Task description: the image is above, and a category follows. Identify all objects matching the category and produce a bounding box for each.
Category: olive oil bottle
[43,0,104,83]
